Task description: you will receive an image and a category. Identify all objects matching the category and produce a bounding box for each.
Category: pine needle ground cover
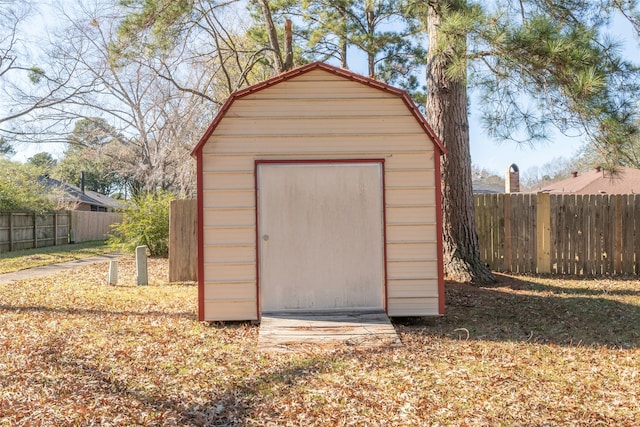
[1,262,638,426]
[0,241,114,274]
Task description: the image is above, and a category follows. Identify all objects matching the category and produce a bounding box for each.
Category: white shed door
[258,163,384,313]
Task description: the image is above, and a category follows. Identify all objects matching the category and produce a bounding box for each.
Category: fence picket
[548,194,557,273]
[565,195,574,275]
[524,194,532,273]
[575,195,586,275]
[629,194,640,274]
[585,194,596,275]
[495,193,505,271]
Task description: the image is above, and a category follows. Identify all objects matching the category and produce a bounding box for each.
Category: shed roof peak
[191,61,445,157]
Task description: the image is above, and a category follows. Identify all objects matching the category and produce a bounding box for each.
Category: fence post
[503,194,512,272]
[9,213,13,252]
[33,212,37,249]
[136,245,148,286]
[614,195,623,274]
[108,260,118,285]
[68,210,75,244]
[536,192,551,273]
[53,212,58,246]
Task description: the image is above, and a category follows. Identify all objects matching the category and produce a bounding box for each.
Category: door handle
[262,234,269,241]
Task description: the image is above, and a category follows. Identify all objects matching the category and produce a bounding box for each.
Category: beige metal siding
[387,242,438,259]
[204,135,428,155]
[203,227,254,245]
[228,98,409,118]
[201,69,439,320]
[246,75,398,100]
[203,301,256,321]
[387,279,440,298]
[387,298,440,316]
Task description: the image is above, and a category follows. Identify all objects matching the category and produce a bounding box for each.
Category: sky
[467,98,585,177]
[6,3,640,181]
[468,12,639,178]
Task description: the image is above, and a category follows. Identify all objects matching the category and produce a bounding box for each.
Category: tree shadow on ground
[6,274,640,425]
[394,274,640,348]
[488,273,640,296]
[0,304,195,320]
[31,331,342,426]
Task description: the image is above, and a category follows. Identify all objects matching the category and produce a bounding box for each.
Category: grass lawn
[1,260,639,426]
[0,241,115,274]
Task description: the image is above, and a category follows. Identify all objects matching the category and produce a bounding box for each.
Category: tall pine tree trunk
[425,2,495,284]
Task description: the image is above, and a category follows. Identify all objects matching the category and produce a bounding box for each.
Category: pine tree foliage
[411,0,640,282]
[412,0,640,151]
[264,0,427,102]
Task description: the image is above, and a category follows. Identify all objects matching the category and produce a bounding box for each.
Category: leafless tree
[0,2,96,139]
[112,0,275,98]
[10,1,221,195]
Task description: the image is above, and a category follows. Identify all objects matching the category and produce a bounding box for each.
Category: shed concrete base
[258,310,402,353]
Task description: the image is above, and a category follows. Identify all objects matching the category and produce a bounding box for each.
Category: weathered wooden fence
[0,211,70,253]
[167,194,640,279]
[70,211,122,243]
[169,199,198,282]
[475,193,640,275]
[0,211,122,253]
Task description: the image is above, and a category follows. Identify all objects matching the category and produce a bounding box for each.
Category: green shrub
[0,158,55,213]
[108,191,172,257]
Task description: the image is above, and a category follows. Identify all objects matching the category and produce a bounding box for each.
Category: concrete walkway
[0,253,121,285]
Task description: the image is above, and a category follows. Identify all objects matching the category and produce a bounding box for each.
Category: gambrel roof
[191,61,445,156]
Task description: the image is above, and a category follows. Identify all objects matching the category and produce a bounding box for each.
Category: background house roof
[43,177,123,210]
[538,166,640,194]
[472,181,504,194]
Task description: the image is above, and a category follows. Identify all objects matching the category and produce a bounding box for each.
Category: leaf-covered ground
[1,261,639,426]
[0,241,114,274]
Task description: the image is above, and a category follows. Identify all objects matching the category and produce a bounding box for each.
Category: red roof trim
[191,61,446,157]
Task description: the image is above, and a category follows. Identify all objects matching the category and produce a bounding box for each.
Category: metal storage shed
[191,62,446,321]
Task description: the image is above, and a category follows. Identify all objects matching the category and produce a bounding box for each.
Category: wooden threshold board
[258,310,402,353]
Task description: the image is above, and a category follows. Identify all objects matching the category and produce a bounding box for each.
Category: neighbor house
[538,166,640,194]
[42,177,122,212]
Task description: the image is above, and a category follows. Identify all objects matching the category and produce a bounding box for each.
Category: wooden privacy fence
[0,211,122,254]
[0,211,70,253]
[168,194,640,279]
[69,211,122,243]
[474,193,640,275]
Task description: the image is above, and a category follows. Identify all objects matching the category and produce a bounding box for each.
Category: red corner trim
[434,150,445,315]
[190,62,446,158]
[196,152,205,321]
[253,161,261,321]
[380,160,388,313]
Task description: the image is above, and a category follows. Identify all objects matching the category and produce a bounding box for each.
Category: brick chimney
[505,163,520,193]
